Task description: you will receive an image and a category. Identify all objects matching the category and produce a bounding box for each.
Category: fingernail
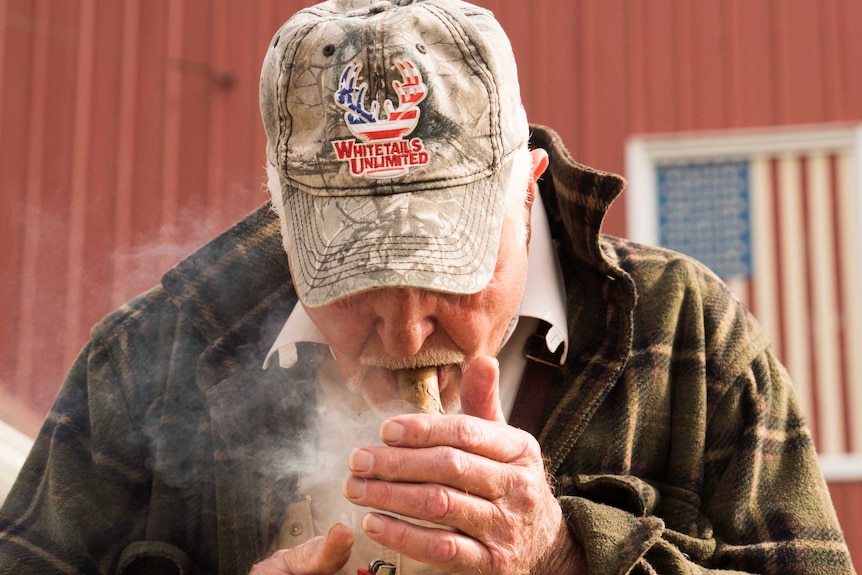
[362,513,384,534]
[348,448,373,472]
[380,420,404,443]
[342,476,366,500]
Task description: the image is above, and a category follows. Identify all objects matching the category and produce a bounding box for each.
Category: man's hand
[250,523,354,575]
[342,356,585,574]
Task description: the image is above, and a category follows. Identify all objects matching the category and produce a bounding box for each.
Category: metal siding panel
[584,1,628,171]
[727,0,776,127]
[821,0,845,120]
[774,0,825,124]
[548,0,585,163]
[64,0,95,370]
[207,0,229,235]
[166,0,213,265]
[113,0,140,308]
[672,0,695,130]
[209,0,273,236]
[840,0,862,119]
[641,0,677,133]
[127,2,169,299]
[690,0,727,130]
[78,0,124,351]
[578,0,629,236]
[625,0,647,139]
[17,0,81,411]
[182,0,214,235]
[160,0,185,270]
[481,2,537,135]
[0,0,36,424]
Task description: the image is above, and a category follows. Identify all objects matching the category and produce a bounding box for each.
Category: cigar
[396,366,443,414]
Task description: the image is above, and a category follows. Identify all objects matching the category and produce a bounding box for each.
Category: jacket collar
[529,125,628,279]
[528,125,636,472]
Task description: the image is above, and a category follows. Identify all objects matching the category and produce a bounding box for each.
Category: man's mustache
[359,348,466,371]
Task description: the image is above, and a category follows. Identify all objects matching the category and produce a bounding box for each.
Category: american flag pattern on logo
[332,59,430,178]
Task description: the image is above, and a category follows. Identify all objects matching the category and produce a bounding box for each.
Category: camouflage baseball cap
[260,0,529,307]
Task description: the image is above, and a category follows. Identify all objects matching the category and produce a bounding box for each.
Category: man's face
[300,210,530,412]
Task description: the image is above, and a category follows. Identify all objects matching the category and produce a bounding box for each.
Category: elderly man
[0,1,856,574]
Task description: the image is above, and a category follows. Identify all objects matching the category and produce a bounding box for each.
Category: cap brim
[283,168,508,307]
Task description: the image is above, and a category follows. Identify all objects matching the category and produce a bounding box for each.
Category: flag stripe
[836,152,862,454]
[750,158,778,347]
[749,151,862,456]
[807,154,845,453]
[799,156,825,451]
[769,158,789,368]
[775,156,817,439]
[829,154,854,453]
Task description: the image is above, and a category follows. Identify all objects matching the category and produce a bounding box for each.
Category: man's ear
[529,148,549,192]
[524,148,550,246]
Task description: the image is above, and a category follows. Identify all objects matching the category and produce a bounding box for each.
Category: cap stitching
[423,3,503,165]
[275,20,322,179]
[289,172,502,293]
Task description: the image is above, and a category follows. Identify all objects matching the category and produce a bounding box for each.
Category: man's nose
[372,288,436,357]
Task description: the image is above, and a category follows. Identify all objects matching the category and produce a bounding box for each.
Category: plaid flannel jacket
[0,125,855,575]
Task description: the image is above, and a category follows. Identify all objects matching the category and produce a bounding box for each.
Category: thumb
[254,523,354,575]
[459,356,506,423]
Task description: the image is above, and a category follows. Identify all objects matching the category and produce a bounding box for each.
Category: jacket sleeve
[0,337,153,574]
[556,347,855,575]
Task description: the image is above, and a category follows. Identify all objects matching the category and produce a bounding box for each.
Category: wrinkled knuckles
[455,417,485,449]
[413,415,435,445]
[512,433,542,467]
[437,446,470,479]
[428,530,460,564]
[498,468,536,508]
[388,517,413,550]
[373,479,397,509]
[424,484,454,520]
[524,434,543,462]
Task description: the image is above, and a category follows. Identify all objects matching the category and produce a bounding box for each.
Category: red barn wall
[1,0,860,564]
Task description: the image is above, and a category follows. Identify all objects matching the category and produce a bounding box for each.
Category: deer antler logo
[331,59,430,178]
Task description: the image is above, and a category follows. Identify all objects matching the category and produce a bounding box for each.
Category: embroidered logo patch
[332,59,429,178]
